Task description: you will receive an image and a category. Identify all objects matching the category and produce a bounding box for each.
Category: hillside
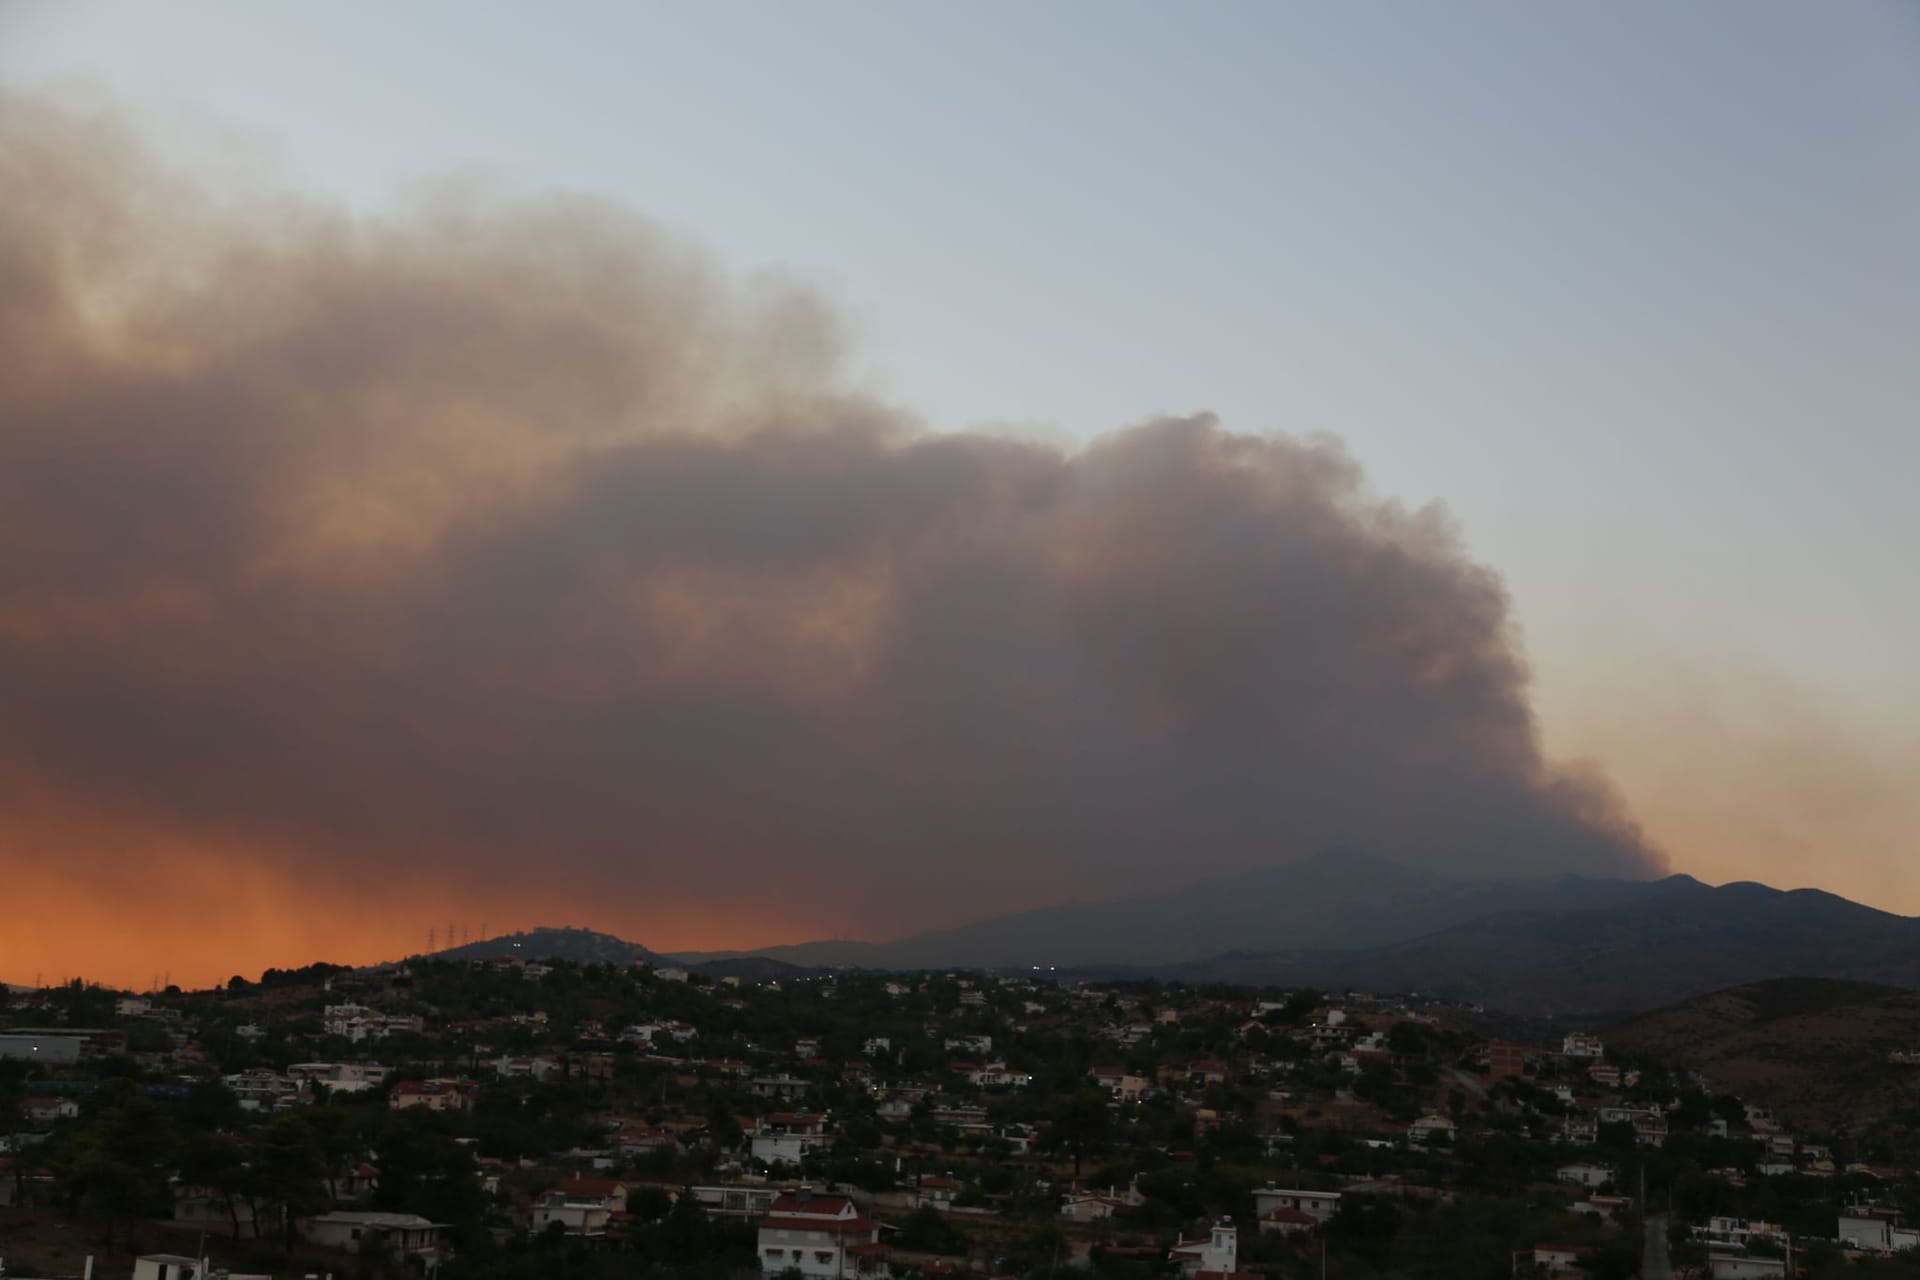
[1609,977,1920,1133]
[671,848,1666,970]
[429,925,666,969]
[1158,877,1920,1015]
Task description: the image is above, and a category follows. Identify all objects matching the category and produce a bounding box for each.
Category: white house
[1171,1220,1238,1278]
[23,1097,80,1124]
[750,1113,828,1164]
[966,1062,1033,1089]
[1407,1114,1457,1147]
[1253,1187,1340,1232]
[132,1256,206,1280]
[1557,1163,1616,1190]
[1709,1254,1787,1280]
[1839,1215,1920,1253]
[531,1178,629,1237]
[302,1210,446,1267]
[1561,1033,1604,1059]
[757,1190,886,1279]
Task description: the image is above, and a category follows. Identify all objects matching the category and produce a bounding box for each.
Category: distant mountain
[1155,876,1920,1015]
[436,866,1920,1020]
[1609,977,1920,1133]
[669,848,1666,970]
[691,956,819,983]
[430,926,667,968]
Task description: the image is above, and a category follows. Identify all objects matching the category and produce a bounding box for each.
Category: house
[1534,1245,1594,1274]
[1171,1221,1238,1278]
[390,1078,474,1112]
[1088,1066,1148,1101]
[1407,1114,1457,1147]
[1558,1163,1616,1190]
[116,997,153,1018]
[1253,1187,1340,1231]
[303,1210,446,1266]
[751,1113,829,1164]
[1184,1061,1231,1086]
[757,1190,886,1278]
[751,1075,811,1099]
[1560,1117,1598,1145]
[287,1062,388,1095]
[1839,1214,1920,1254]
[1485,1041,1531,1079]
[686,1184,780,1218]
[23,1097,80,1125]
[615,1126,677,1158]
[965,1061,1032,1089]
[1060,1191,1127,1223]
[132,1256,207,1280]
[1561,1033,1604,1059]
[532,1177,630,1237]
[1708,1254,1787,1280]
[1699,1219,1788,1250]
[492,1055,562,1080]
[1260,1208,1322,1237]
[915,1174,962,1209]
[944,1035,992,1055]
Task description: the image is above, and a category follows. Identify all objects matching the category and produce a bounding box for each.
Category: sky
[1,1,1917,989]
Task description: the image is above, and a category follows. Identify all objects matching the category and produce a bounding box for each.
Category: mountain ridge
[667,848,1672,971]
[404,857,1920,1018]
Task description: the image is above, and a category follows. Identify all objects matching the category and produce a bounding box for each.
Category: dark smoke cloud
[0,92,1661,945]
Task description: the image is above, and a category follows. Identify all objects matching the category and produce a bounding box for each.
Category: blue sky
[4,0,1917,907]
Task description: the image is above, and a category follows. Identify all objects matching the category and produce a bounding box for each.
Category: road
[1643,1213,1672,1280]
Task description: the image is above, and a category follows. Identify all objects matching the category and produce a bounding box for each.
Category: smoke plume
[0,93,1661,981]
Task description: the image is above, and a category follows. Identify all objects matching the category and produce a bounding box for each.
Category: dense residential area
[3,959,1919,1280]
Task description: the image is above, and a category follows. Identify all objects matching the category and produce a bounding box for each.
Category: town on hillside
[3,958,1919,1280]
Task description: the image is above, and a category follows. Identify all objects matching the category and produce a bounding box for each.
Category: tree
[894,1205,967,1255]
[252,1112,332,1255]
[179,1132,250,1241]
[1050,1090,1113,1177]
[48,1078,182,1253]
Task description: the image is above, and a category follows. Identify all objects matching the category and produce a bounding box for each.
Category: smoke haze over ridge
[0,91,1662,986]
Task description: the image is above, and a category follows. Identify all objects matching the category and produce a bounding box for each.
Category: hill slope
[1160,877,1920,1014]
[672,848,1665,970]
[430,926,666,968]
[1609,977,1920,1133]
